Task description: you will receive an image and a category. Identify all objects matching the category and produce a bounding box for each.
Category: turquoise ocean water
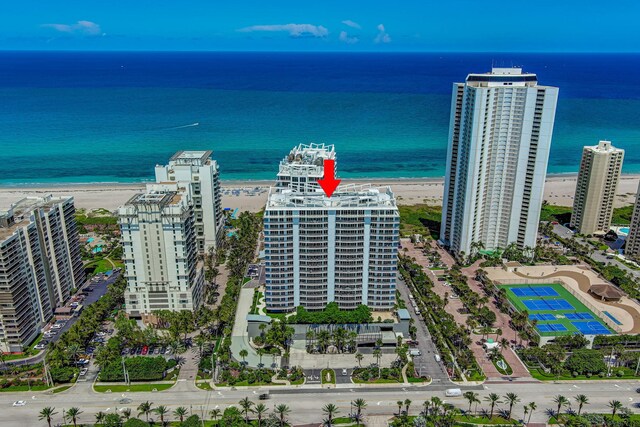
[1,52,639,184]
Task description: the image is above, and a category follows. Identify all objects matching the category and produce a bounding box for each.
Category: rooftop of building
[0,195,73,241]
[586,140,624,154]
[125,191,183,207]
[281,143,336,167]
[164,150,213,166]
[266,184,397,209]
[465,67,540,86]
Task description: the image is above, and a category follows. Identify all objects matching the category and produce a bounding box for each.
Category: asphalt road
[2,379,640,426]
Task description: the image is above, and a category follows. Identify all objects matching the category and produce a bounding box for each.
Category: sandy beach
[1,175,638,213]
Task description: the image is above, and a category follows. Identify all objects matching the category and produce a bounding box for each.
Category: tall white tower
[440,68,558,256]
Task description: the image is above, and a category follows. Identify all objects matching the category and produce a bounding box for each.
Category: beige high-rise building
[625,183,640,261]
[570,140,624,235]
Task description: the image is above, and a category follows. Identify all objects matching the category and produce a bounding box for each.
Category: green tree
[239,348,249,364]
[504,393,520,420]
[463,391,480,415]
[38,407,58,427]
[66,407,82,427]
[609,400,623,418]
[574,394,589,416]
[527,402,537,425]
[353,398,367,426]
[404,399,412,414]
[239,397,255,423]
[323,403,340,426]
[484,393,501,419]
[254,403,268,427]
[154,405,169,426]
[95,411,106,425]
[122,408,132,421]
[355,352,364,367]
[275,404,291,427]
[209,408,221,425]
[137,401,153,422]
[553,395,569,419]
[173,407,188,423]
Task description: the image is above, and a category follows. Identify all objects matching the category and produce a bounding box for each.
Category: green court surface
[498,283,614,336]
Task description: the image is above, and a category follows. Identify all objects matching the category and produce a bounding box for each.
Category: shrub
[564,349,606,375]
[99,356,169,382]
[123,418,150,427]
[49,366,77,383]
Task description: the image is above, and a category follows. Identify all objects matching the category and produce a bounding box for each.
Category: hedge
[99,356,170,382]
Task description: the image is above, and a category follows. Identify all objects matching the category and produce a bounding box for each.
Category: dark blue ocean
[1,51,640,184]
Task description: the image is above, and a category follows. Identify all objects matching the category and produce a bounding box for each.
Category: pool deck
[485,265,640,334]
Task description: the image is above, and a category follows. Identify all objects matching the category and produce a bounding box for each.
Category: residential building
[440,67,559,256]
[626,183,640,261]
[275,143,336,193]
[155,150,223,253]
[0,196,84,353]
[118,184,204,319]
[570,140,624,235]
[264,185,399,312]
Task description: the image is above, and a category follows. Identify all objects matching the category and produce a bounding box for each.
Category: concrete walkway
[230,287,266,368]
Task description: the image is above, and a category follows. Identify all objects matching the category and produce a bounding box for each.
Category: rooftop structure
[276,143,337,193]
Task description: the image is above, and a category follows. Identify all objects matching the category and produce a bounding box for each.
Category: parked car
[141,346,148,355]
[79,368,88,376]
[153,347,161,355]
[12,401,26,407]
[342,368,348,376]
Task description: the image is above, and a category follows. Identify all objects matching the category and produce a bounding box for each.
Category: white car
[12,401,26,407]
[79,368,88,376]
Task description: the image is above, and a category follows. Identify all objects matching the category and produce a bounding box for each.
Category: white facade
[440,68,558,255]
[626,183,640,261]
[276,143,336,193]
[155,150,223,253]
[571,140,624,235]
[119,188,204,318]
[0,196,84,352]
[264,185,399,312]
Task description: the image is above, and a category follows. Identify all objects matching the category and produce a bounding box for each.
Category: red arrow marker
[317,159,341,198]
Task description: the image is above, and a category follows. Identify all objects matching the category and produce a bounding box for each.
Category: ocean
[1,51,640,185]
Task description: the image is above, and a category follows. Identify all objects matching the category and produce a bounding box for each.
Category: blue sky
[1,0,639,52]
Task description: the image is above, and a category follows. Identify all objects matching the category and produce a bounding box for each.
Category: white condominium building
[0,196,84,352]
[625,183,640,261]
[119,185,204,319]
[276,143,336,193]
[155,150,223,253]
[264,185,399,312]
[571,140,624,235]
[440,68,559,255]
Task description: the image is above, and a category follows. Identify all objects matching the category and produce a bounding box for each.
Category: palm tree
[574,394,589,416]
[355,352,364,367]
[504,393,520,420]
[484,393,501,419]
[137,401,153,422]
[464,392,480,415]
[353,398,367,426]
[527,402,537,425]
[38,407,57,427]
[155,405,169,426]
[239,348,248,364]
[66,407,82,427]
[553,395,569,420]
[95,411,106,425]
[323,403,340,426]
[209,408,221,425]
[373,349,382,377]
[254,403,268,427]
[122,408,132,420]
[173,407,188,423]
[275,404,291,427]
[430,397,443,416]
[239,397,255,423]
[404,399,412,415]
[609,400,623,418]
[397,400,403,415]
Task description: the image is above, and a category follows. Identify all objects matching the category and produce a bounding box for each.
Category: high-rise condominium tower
[264,185,399,312]
[119,184,204,319]
[625,183,640,261]
[440,68,559,255]
[570,140,624,235]
[0,196,84,352]
[155,151,223,253]
[275,143,336,193]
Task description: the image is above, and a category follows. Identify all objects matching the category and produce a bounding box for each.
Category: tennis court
[510,286,559,297]
[498,283,614,336]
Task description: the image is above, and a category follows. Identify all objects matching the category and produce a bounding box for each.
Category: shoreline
[1,174,638,213]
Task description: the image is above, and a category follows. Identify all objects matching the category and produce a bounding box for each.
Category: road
[2,271,119,368]
[2,379,640,426]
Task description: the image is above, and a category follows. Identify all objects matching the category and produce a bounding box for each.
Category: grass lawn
[528,366,639,381]
[352,377,400,384]
[539,204,572,224]
[93,383,175,393]
[466,369,487,382]
[549,414,640,424]
[498,283,614,336]
[491,355,513,376]
[456,415,519,425]
[51,385,73,394]
[321,368,336,385]
[290,378,305,385]
[196,381,213,391]
[0,384,51,392]
[85,258,116,274]
[398,204,442,239]
[265,311,290,322]
[612,205,634,225]
[250,291,264,315]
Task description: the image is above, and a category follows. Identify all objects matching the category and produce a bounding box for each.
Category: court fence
[493,278,623,334]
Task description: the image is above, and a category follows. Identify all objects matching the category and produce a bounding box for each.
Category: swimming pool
[619,227,630,235]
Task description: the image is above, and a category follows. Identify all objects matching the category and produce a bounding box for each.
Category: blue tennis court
[510,286,559,297]
[565,313,594,320]
[523,299,574,311]
[537,324,568,333]
[530,313,556,321]
[571,321,612,335]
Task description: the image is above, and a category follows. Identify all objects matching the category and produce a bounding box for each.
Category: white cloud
[341,20,361,29]
[238,23,328,38]
[374,24,391,43]
[339,31,359,44]
[42,20,103,36]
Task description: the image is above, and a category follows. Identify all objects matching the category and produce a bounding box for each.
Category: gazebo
[588,284,626,302]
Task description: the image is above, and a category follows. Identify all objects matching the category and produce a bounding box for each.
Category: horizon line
[1,49,640,54]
